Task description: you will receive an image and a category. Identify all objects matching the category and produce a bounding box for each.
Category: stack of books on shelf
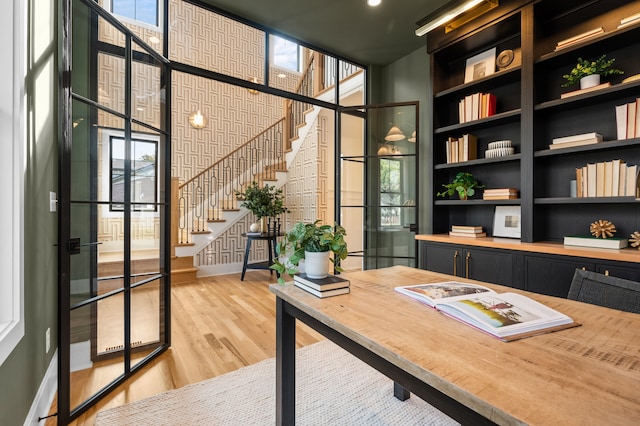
[618,12,640,28]
[575,159,639,198]
[554,27,604,51]
[448,225,487,238]
[293,273,350,298]
[483,188,518,200]
[445,133,476,163]
[615,98,640,140]
[563,235,628,250]
[458,92,496,124]
[549,132,603,150]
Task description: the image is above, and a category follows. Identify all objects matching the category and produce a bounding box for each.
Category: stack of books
[483,188,518,200]
[458,92,496,124]
[563,235,628,249]
[448,225,487,238]
[615,98,640,140]
[293,273,350,298]
[549,132,603,150]
[554,27,604,51]
[575,160,639,197]
[445,133,477,163]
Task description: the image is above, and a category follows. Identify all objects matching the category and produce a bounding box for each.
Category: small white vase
[580,74,600,89]
[304,251,331,279]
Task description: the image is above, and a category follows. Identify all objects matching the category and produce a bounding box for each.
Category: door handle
[453,250,459,276]
[465,252,471,278]
[68,238,102,255]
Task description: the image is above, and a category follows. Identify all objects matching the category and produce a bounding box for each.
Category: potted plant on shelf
[437,172,484,200]
[562,55,623,89]
[271,220,348,284]
[235,181,288,233]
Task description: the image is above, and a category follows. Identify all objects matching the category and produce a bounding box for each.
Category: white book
[563,236,628,249]
[636,98,640,138]
[619,163,627,196]
[548,138,601,149]
[616,104,628,140]
[587,163,597,197]
[294,281,350,298]
[612,159,622,197]
[552,132,602,144]
[627,165,639,197]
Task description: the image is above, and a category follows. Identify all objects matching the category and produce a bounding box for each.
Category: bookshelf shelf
[426,0,640,244]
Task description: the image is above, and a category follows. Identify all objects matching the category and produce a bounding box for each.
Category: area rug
[95,340,459,425]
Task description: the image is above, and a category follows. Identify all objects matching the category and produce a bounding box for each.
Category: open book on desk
[394,282,578,342]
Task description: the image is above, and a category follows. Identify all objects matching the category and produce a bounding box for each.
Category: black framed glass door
[58,1,171,423]
[338,102,419,270]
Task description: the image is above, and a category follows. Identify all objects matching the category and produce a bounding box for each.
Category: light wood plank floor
[46,271,324,426]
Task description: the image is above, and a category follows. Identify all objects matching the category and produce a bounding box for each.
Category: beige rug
[95,340,459,425]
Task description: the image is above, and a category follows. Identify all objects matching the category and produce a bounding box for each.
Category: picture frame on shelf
[493,205,521,239]
[464,47,496,83]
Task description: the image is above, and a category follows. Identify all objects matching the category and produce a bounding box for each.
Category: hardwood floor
[47,271,324,425]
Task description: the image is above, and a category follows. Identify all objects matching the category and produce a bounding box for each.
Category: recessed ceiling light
[368,0,381,6]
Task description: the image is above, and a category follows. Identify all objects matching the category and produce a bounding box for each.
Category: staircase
[170,54,364,281]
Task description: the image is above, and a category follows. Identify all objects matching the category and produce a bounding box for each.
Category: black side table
[241,232,282,281]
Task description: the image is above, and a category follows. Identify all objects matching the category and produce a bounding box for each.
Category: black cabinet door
[595,262,640,282]
[524,255,595,298]
[463,248,513,286]
[421,242,461,276]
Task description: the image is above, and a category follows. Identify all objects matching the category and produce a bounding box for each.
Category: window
[272,36,301,72]
[380,159,401,227]
[111,0,158,26]
[110,136,158,211]
[0,0,25,366]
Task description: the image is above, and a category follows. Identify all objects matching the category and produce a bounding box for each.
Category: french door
[338,102,419,269]
[58,1,171,423]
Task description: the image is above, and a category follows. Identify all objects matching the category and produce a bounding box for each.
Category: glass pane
[131,210,161,277]
[338,60,365,107]
[96,0,163,50]
[131,279,164,369]
[340,206,364,272]
[169,1,264,84]
[97,209,125,294]
[132,41,163,129]
[70,299,124,412]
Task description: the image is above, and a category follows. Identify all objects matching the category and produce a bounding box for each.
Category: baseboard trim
[23,350,57,426]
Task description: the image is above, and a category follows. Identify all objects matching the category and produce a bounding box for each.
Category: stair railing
[176,119,285,245]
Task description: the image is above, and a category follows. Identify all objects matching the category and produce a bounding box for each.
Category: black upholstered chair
[568,269,640,314]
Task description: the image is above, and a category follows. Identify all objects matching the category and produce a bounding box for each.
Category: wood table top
[270,265,640,426]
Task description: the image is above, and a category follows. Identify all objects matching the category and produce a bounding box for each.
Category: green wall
[0,0,59,424]
[380,46,432,233]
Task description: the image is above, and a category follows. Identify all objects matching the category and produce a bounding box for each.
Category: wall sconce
[415,0,498,36]
[247,77,260,95]
[385,125,405,142]
[189,110,207,129]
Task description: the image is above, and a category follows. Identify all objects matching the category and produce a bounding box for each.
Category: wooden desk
[270,265,640,425]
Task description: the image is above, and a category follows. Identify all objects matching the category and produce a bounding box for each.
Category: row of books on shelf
[615,98,640,140]
[445,134,476,163]
[554,11,640,53]
[458,92,496,124]
[293,273,350,298]
[549,132,602,150]
[574,159,639,198]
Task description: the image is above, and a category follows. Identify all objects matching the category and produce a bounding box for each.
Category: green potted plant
[235,181,288,232]
[436,172,484,200]
[271,220,348,284]
[562,55,623,89]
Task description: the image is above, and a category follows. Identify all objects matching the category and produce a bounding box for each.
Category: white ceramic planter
[304,251,330,279]
[580,74,600,89]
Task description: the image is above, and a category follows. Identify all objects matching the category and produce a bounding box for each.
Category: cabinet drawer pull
[604,270,609,276]
[453,251,459,276]
[466,252,471,278]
